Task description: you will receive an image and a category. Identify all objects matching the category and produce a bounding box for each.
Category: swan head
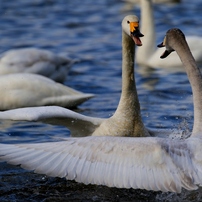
[157,28,186,58]
[122,15,144,46]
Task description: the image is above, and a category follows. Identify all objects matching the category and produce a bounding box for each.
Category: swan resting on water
[0,47,76,83]
[0,73,94,110]
[136,0,202,69]
[0,25,202,192]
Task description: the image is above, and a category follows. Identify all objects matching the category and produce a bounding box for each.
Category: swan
[0,73,94,110]
[136,0,202,68]
[158,28,202,135]
[123,0,180,6]
[0,28,202,193]
[0,15,152,138]
[0,48,76,83]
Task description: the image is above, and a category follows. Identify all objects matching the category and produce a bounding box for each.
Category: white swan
[136,0,202,68]
[123,0,180,6]
[0,15,151,138]
[0,73,94,110]
[1,27,202,193]
[0,48,76,83]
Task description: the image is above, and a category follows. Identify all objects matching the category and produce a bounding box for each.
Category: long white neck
[174,38,202,135]
[136,0,156,65]
[112,31,149,137]
[93,30,149,137]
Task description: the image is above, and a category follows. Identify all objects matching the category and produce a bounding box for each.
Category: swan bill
[130,28,144,46]
[157,32,176,59]
[157,40,172,59]
[157,42,164,48]
[129,22,144,46]
[159,50,172,59]
[131,35,143,46]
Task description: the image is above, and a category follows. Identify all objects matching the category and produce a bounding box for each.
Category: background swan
[0,73,94,110]
[0,15,151,138]
[136,0,202,68]
[125,0,180,4]
[0,48,76,83]
[0,29,202,193]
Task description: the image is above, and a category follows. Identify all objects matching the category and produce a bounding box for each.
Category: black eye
[127,20,130,24]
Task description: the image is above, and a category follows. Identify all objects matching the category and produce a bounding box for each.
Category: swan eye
[127,20,130,24]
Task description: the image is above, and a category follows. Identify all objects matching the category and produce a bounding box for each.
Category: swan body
[0,73,94,110]
[0,48,76,83]
[136,0,202,68]
[1,26,202,193]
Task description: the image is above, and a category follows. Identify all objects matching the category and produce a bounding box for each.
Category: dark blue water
[0,0,202,201]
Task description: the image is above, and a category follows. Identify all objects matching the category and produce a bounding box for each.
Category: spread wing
[0,136,202,193]
[0,106,104,136]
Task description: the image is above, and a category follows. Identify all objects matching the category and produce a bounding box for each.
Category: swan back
[0,48,75,82]
[0,73,94,110]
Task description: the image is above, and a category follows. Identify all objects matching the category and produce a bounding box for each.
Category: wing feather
[0,106,104,136]
[0,136,202,192]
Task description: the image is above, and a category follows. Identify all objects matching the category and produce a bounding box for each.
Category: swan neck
[137,0,156,64]
[174,39,202,134]
[93,31,149,137]
[120,30,137,104]
[111,31,149,137]
[141,0,155,34]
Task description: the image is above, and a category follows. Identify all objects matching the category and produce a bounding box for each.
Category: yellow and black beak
[130,22,144,46]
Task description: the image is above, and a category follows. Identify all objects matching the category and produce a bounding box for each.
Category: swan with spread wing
[0,25,202,192]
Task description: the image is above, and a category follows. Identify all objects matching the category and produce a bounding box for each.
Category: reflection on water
[0,0,202,201]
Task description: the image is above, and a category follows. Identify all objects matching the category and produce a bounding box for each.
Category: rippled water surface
[1,0,202,201]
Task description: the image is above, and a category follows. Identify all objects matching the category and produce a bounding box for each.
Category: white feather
[0,136,201,192]
[0,47,76,83]
[0,73,94,110]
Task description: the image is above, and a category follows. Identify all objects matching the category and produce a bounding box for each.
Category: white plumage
[0,24,202,194]
[0,136,202,193]
[136,0,202,68]
[0,15,150,137]
[0,48,76,83]
[123,0,180,4]
[0,106,103,136]
[0,73,94,110]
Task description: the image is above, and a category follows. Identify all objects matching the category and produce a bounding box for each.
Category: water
[0,0,202,201]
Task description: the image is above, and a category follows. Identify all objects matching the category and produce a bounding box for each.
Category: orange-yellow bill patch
[130,22,139,32]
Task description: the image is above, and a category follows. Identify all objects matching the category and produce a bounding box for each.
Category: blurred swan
[0,48,76,83]
[123,0,180,6]
[0,28,202,193]
[0,73,94,110]
[136,0,202,68]
[122,0,180,12]
[0,15,150,138]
